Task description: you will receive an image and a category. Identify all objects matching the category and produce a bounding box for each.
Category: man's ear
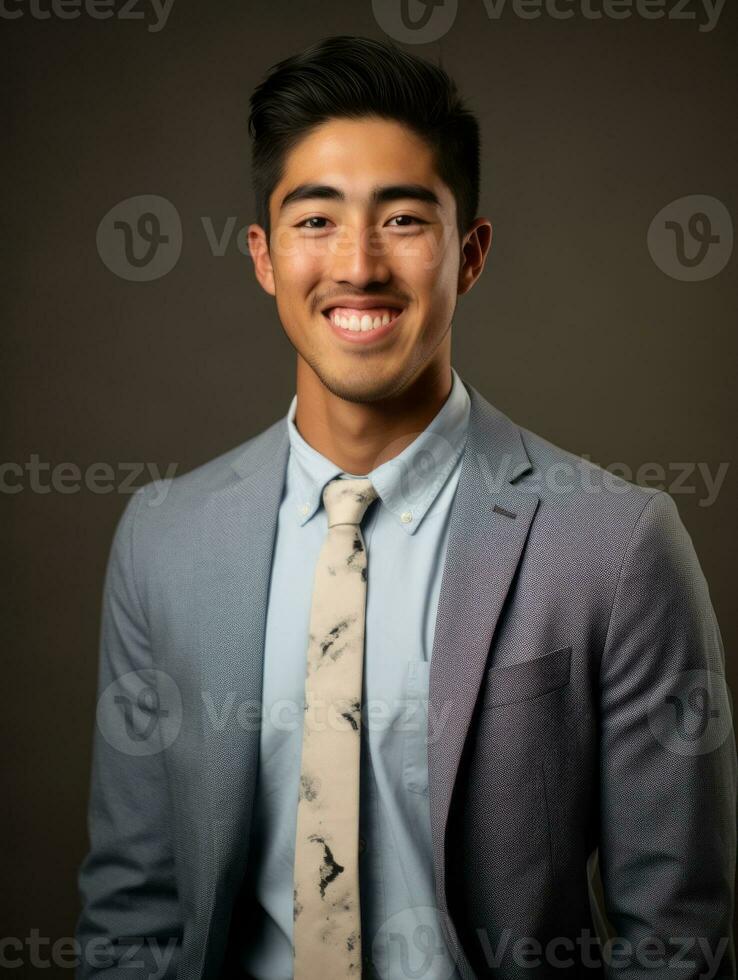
[458,218,493,296]
[247,224,276,296]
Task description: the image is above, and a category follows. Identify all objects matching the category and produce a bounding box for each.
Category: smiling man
[75,34,736,980]
[247,86,489,471]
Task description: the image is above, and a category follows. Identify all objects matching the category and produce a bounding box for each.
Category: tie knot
[323,477,378,528]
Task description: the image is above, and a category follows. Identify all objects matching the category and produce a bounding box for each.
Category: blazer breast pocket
[481,644,572,709]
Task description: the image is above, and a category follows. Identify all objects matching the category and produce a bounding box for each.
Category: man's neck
[293,359,453,475]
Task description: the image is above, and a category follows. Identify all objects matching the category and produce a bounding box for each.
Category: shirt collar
[285,366,471,535]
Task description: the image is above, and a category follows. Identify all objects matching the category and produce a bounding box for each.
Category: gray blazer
[76,379,737,979]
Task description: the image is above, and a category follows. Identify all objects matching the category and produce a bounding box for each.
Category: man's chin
[309,365,405,406]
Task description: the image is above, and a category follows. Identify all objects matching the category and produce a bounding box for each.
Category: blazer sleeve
[75,486,182,979]
[598,489,737,980]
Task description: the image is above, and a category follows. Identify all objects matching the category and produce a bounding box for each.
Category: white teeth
[329,309,398,332]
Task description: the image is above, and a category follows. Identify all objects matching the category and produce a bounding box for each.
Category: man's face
[249,116,471,403]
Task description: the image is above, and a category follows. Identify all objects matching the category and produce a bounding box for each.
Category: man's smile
[320,302,406,344]
[322,306,404,332]
[319,294,406,341]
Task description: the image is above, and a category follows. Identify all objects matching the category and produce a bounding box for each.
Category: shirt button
[400,510,412,524]
[359,836,366,854]
[299,502,309,516]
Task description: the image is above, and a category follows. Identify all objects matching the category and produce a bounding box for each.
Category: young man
[76,35,736,980]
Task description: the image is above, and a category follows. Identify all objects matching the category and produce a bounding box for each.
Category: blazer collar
[282,364,472,535]
[228,377,532,491]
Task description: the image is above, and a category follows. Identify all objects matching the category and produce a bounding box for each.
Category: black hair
[247,35,480,243]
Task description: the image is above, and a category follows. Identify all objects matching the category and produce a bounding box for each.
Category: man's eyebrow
[279,183,442,212]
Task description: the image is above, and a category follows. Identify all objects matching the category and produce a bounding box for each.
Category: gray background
[3,0,736,968]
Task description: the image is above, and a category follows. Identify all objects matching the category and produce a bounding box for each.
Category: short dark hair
[247,35,480,243]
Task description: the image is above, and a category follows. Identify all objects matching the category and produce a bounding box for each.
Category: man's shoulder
[128,414,287,528]
[501,414,667,535]
[495,414,694,598]
[508,418,693,579]
[468,384,660,526]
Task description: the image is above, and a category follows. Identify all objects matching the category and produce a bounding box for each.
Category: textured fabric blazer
[76,378,737,979]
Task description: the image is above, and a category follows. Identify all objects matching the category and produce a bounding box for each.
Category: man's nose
[328,225,391,287]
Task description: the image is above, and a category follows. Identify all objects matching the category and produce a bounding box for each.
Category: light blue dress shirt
[239,367,471,980]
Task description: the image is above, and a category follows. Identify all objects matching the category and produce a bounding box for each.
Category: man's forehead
[269,118,454,217]
[277,119,440,180]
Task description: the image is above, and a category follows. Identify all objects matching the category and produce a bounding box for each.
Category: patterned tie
[292,476,378,978]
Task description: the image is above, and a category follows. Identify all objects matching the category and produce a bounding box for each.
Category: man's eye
[387,215,425,227]
[297,217,330,229]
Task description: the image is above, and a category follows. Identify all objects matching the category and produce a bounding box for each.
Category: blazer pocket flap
[483,645,572,708]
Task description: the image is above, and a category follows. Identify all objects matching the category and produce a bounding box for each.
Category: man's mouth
[321,306,404,334]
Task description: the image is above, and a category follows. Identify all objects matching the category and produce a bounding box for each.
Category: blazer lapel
[427,382,540,968]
